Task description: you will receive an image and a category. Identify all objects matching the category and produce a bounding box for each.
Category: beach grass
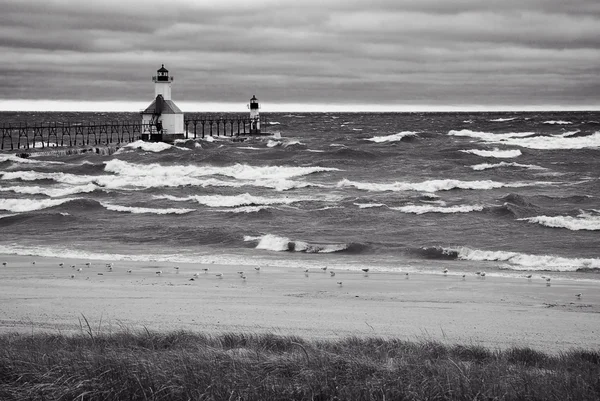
[1,324,599,401]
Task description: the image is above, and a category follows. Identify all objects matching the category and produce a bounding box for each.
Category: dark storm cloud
[0,0,598,109]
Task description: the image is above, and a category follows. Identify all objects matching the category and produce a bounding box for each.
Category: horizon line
[1,100,599,113]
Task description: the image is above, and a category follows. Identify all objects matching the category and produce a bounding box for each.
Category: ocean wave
[0,197,80,213]
[100,202,194,215]
[337,178,530,193]
[1,170,96,185]
[449,129,535,141]
[244,233,366,254]
[115,140,189,153]
[0,154,64,165]
[489,117,517,122]
[154,193,312,208]
[390,204,485,214]
[460,148,522,158]
[104,159,340,181]
[544,120,572,125]
[354,202,387,209]
[414,246,600,271]
[470,162,546,171]
[519,211,600,231]
[0,183,100,197]
[268,121,281,125]
[365,131,418,143]
[216,206,273,213]
[451,128,600,150]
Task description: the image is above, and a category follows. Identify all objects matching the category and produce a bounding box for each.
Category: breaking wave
[391,204,485,214]
[337,178,531,193]
[460,148,522,158]
[489,117,517,122]
[543,120,572,125]
[104,159,340,180]
[100,202,194,215]
[154,193,313,208]
[450,129,600,150]
[0,197,80,213]
[0,183,100,197]
[414,246,600,271]
[115,140,186,153]
[519,211,600,231]
[470,162,546,171]
[244,233,367,254]
[365,131,419,143]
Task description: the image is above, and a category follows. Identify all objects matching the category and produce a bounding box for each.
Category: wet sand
[1,254,599,353]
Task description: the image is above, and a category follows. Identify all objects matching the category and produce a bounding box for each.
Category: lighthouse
[249,95,260,134]
[140,65,184,143]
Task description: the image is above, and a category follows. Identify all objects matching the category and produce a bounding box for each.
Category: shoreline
[1,253,599,353]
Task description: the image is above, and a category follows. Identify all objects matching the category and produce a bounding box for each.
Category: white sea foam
[0,183,99,197]
[391,204,485,214]
[3,163,325,192]
[1,170,97,185]
[460,148,522,158]
[519,211,600,231]
[337,178,530,193]
[0,154,64,165]
[489,117,517,122]
[116,140,185,153]
[268,121,281,125]
[446,246,599,271]
[0,197,78,213]
[105,159,339,181]
[496,132,600,150]
[155,193,310,208]
[366,131,418,143]
[238,146,263,150]
[217,205,273,213]
[470,162,546,171]
[246,233,348,253]
[267,140,281,147]
[544,120,572,125]
[100,202,194,214]
[451,129,600,150]
[354,203,386,209]
[449,129,535,141]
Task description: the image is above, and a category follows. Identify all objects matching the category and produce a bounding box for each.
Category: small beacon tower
[249,95,260,134]
[140,64,184,142]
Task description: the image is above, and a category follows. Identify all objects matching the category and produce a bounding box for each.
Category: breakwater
[0,115,268,150]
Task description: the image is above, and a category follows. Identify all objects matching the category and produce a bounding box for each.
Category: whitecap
[470,162,546,171]
[519,211,600,231]
[460,148,522,158]
[366,131,418,143]
[337,178,531,193]
[0,183,99,197]
[100,202,194,214]
[446,246,599,271]
[544,120,572,125]
[391,204,485,214]
[0,197,79,213]
[489,117,517,122]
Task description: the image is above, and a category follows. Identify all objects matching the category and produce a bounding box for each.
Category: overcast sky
[1,0,599,111]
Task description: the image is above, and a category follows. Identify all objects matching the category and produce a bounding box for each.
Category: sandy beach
[1,254,598,353]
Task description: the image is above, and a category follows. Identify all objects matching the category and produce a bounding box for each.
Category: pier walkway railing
[0,116,268,151]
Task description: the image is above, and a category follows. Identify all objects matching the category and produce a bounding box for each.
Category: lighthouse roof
[141,99,182,114]
[250,95,258,101]
[157,64,169,73]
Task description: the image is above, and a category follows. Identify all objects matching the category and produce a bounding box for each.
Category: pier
[0,115,268,151]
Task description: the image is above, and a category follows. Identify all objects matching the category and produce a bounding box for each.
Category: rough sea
[1,111,599,279]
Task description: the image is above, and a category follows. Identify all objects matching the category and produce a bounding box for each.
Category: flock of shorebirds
[0,260,585,299]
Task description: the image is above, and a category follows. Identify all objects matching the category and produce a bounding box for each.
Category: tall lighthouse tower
[140,64,184,143]
[249,95,260,134]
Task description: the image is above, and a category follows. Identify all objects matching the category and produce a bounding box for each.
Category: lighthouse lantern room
[249,95,260,134]
[141,64,184,143]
